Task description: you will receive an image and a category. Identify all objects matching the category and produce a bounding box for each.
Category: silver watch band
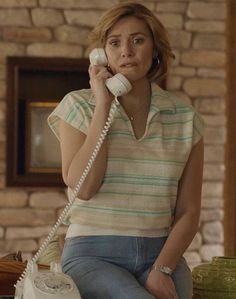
[151,264,173,276]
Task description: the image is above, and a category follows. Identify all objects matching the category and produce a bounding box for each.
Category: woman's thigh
[61,236,155,299]
[172,257,193,299]
[137,257,193,299]
[62,257,155,299]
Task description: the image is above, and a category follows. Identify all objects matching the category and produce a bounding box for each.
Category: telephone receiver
[89,48,132,97]
[21,262,81,299]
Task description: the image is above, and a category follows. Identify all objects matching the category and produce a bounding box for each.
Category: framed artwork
[25,102,61,174]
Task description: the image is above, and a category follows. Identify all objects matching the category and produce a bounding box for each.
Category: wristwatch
[151,264,173,276]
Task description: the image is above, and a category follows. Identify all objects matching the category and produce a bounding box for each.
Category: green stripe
[108,132,192,141]
[98,191,176,198]
[74,204,171,216]
[108,157,184,166]
[150,119,192,126]
[105,174,178,182]
[104,180,177,187]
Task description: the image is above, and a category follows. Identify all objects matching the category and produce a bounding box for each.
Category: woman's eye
[110,40,120,47]
[133,38,144,45]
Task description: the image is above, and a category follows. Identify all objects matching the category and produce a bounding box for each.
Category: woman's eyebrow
[107,32,146,39]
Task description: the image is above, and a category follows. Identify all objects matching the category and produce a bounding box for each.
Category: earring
[153,51,160,66]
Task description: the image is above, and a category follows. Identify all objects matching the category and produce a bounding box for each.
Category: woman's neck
[119,79,152,113]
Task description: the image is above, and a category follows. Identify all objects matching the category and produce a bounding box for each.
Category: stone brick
[0,226,4,238]
[194,98,225,115]
[0,0,36,7]
[156,13,183,29]
[197,68,225,78]
[203,163,225,181]
[32,8,64,27]
[6,226,52,239]
[202,182,223,198]
[181,50,226,67]
[171,50,180,66]
[183,78,226,97]
[193,34,225,50]
[169,30,191,49]
[184,251,201,265]
[39,0,119,9]
[0,9,31,26]
[54,25,90,46]
[187,2,226,20]
[0,42,25,63]
[201,199,223,209]
[3,27,52,43]
[204,127,226,145]
[29,191,67,209]
[204,145,224,163]
[188,232,202,251]
[202,221,224,244]
[0,80,6,98]
[156,2,187,13]
[203,115,226,127]
[0,64,6,79]
[27,43,83,58]
[200,209,224,222]
[0,239,38,252]
[0,209,55,226]
[200,244,224,262]
[166,75,182,90]
[170,66,196,77]
[0,190,28,207]
[172,91,192,105]
[185,21,225,33]
[64,10,103,27]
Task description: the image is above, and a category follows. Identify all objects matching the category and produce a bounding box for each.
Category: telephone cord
[14,97,120,295]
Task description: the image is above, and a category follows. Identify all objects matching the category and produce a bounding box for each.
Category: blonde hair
[88,2,175,82]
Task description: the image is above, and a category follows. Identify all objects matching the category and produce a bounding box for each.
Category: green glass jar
[192,256,236,299]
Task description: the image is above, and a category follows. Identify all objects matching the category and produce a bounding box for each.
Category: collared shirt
[48,84,205,238]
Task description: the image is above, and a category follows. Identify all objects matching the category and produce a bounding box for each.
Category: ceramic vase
[192,256,236,299]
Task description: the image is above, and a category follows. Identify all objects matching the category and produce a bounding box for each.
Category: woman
[48,3,205,299]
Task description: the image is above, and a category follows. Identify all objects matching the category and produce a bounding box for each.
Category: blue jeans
[61,236,192,299]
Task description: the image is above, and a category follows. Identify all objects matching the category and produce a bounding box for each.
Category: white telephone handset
[89,48,132,96]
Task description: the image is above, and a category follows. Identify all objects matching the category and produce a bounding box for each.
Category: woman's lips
[120,63,137,68]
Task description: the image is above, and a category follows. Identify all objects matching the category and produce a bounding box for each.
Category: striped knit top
[48,83,205,238]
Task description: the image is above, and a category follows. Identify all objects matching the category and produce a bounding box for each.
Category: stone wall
[0,0,226,268]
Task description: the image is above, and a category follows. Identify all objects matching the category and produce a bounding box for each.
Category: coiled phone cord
[14,97,120,297]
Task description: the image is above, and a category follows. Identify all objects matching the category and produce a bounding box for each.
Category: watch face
[160,265,172,275]
[152,264,172,275]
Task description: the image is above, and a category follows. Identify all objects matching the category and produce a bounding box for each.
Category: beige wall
[0,0,226,268]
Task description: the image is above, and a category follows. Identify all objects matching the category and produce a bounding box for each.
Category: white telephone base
[22,264,81,299]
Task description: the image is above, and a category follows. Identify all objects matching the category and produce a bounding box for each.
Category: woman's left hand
[145,269,179,299]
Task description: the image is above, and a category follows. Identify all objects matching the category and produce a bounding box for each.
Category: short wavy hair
[88,2,175,82]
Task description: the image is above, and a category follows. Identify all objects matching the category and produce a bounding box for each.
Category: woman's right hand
[88,64,113,105]
[145,270,179,299]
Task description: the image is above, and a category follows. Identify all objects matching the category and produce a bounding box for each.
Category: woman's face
[105,16,154,83]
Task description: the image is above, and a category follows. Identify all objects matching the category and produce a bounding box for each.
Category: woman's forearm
[64,102,112,199]
[153,211,199,271]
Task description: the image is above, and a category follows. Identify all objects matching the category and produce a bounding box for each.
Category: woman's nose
[121,42,134,57]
